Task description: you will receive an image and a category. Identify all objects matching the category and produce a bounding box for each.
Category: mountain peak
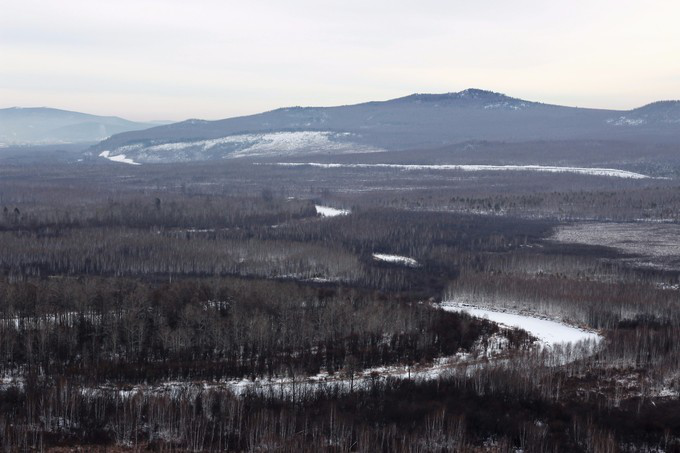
[457,88,507,98]
[390,89,526,107]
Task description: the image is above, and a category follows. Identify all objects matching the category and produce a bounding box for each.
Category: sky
[1,0,679,121]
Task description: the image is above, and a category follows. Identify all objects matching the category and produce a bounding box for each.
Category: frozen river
[440,302,602,347]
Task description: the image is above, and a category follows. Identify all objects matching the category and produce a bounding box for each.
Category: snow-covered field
[315,205,350,217]
[276,162,651,179]
[552,222,680,270]
[553,222,680,258]
[440,302,601,347]
[372,253,419,267]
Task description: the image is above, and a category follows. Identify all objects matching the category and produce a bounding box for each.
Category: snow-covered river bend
[83,302,602,401]
[440,302,602,347]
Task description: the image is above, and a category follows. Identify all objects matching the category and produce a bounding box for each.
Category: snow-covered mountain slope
[94,131,383,164]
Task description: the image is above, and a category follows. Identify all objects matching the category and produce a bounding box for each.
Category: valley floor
[0,158,678,451]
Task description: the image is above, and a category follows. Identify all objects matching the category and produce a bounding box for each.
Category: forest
[0,159,679,451]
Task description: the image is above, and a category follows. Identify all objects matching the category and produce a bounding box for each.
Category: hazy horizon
[3,85,680,124]
[2,0,679,122]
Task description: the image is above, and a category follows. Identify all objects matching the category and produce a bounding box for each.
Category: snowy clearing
[372,253,419,267]
[552,222,680,258]
[552,222,680,270]
[275,162,651,179]
[315,205,350,217]
[98,150,141,165]
[440,302,602,347]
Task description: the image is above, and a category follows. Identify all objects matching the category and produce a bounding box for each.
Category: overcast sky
[1,0,679,121]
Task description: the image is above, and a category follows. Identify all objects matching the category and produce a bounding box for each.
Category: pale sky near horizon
[1,0,679,122]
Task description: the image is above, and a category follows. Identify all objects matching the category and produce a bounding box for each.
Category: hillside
[90,89,680,164]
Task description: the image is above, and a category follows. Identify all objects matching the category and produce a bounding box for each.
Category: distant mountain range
[4,90,679,164]
[89,89,680,165]
[0,107,162,146]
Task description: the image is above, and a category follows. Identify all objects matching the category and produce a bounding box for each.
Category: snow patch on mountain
[98,131,383,163]
[484,102,528,110]
[98,150,141,165]
[607,116,647,126]
[229,131,376,158]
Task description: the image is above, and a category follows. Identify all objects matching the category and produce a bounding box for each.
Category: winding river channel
[86,302,602,401]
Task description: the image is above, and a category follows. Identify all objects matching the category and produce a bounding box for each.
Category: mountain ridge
[89,89,680,165]
[0,107,163,146]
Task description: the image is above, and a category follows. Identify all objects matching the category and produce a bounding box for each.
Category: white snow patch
[607,117,647,126]
[0,375,25,390]
[440,302,602,347]
[98,150,140,165]
[372,253,419,267]
[275,163,650,179]
[315,205,350,217]
[484,102,527,110]
[81,353,485,402]
[103,131,384,162]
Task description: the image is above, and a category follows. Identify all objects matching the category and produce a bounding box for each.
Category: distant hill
[89,89,680,164]
[608,101,680,126]
[0,107,160,146]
